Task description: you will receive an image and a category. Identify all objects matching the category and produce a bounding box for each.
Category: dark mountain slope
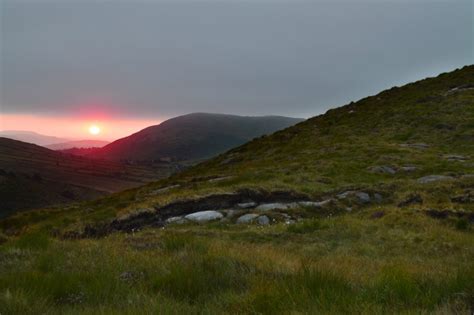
[91,113,303,162]
[0,138,170,216]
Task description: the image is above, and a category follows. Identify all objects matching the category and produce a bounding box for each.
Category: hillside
[0,138,172,217]
[66,65,473,221]
[89,113,303,162]
[0,66,473,314]
[46,140,109,150]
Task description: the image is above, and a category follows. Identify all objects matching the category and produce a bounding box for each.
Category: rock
[221,209,242,218]
[356,192,371,203]
[370,211,385,219]
[337,191,353,199]
[369,165,396,175]
[374,193,383,202]
[398,194,423,207]
[337,191,370,203]
[451,191,473,204]
[255,203,290,211]
[296,199,332,208]
[208,176,234,183]
[165,216,187,224]
[400,166,418,172]
[237,202,257,209]
[236,213,259,224]
[257,215,270,225]
[148,185,180,195]
[400,143,430,149]
[444,154,469,161]
[446,84,474,94]
[184,210,223,223]
[417,175,453,184]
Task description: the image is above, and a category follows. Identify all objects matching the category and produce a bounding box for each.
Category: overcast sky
[1,0,473,120]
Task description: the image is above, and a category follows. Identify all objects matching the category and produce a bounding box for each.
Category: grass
[1,207,473,314]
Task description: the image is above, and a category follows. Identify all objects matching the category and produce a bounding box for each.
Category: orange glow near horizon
[0,114,162,141]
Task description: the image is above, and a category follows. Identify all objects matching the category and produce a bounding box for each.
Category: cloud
[1,1,472,119]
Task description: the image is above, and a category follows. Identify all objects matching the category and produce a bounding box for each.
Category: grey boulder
[237,202,257,209]
[444,155,469,161]
[184,210,223,223]
[257,215,270,225]
[337,191,371,203]
[369,165,396,174]
[165,216,187,224]
[417,175,453,184]
[256,203,290,211]
[236,213,259,224]
[296,200,332,208]
[400,166,418,172]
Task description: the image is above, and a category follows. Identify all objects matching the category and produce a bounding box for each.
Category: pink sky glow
[0,114,162,141]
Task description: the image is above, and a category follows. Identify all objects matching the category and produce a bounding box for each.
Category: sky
[1,0,472,140]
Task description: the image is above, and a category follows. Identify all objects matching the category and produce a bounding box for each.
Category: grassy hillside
[0,66,473,314]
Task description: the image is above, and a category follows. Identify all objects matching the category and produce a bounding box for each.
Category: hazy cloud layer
[1,1,472,119]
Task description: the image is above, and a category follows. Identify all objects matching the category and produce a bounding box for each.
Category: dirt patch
[398,194,423,207]
[424,209,474,222]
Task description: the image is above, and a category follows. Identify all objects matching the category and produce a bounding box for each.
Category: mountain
[46,140,110,150]
[0,137,171,217]
[1,66,473,313]
[0,130,71,146]
[90,113,303,162]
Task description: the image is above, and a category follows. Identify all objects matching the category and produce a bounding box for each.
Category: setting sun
[88,125,101,135]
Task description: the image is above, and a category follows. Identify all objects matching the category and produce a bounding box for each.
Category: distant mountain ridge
[90,113,304,162]
[46,140,110,150]
[0,130,71,146]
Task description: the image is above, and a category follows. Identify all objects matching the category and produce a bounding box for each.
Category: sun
[88,125,101,135]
